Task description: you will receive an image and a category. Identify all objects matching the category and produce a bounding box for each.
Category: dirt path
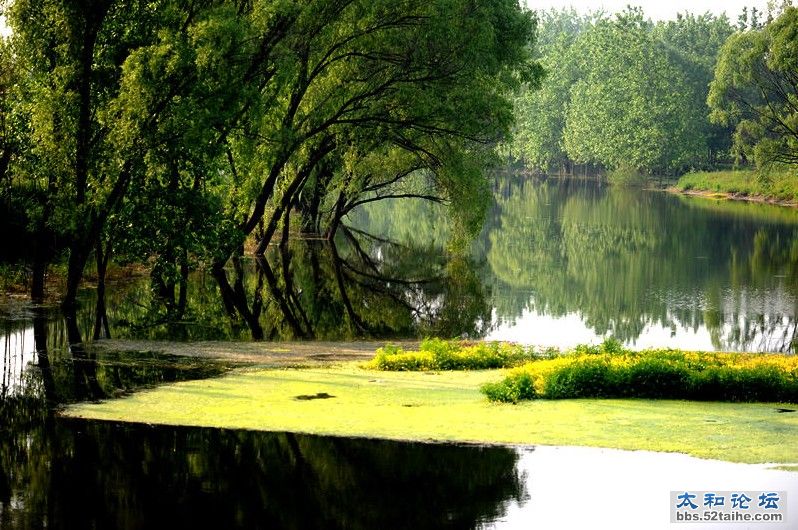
[91,339,419,365]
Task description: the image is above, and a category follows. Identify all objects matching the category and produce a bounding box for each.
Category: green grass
[64,363,798,464]
[676,168,798,201]
[368,338,550,371]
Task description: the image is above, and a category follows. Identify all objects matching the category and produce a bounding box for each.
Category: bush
[368,338,549,371]
[482,347,798,403]
[482,372,536,403]
[607,165,647,187]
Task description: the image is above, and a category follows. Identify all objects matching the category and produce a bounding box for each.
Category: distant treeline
[508,3,798,178]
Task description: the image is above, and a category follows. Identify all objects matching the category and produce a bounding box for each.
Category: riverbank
[66,362,798,465]
[671,169,798,207]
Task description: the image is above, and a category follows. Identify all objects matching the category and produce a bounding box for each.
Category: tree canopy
[508,8,735,176]
[1,0,540,315]
[708,6,798,169]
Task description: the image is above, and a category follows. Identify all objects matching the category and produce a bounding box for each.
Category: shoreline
[64,363,798,465]
[665,186,798,208]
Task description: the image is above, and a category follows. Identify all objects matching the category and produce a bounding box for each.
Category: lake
[7,175,797,351]
[2,175,798,529]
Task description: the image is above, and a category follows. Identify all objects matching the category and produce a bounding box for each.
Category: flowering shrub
[368,338,552,371]
[482,347,798,403]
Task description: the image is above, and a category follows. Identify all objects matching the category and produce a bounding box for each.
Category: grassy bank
[675,168,798,203]
[372,339,798,404]
[65,363,798,464]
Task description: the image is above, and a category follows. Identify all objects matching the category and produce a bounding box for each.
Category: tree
[509,8,737,176]
[7,0,539,320]
[708,6,798,168]
[563,8,702,174]
[6,0,199,312]
[208,0,540,262]
[508,9,596,172]
[653,13,735,165]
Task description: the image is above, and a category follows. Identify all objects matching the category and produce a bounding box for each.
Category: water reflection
[351,177,798,352]
[1,419,795,530]
[0,308,234,405]
[495,446,798,530]
[0,420,526,530]
[106,232,490,342]
[7,176,798,356]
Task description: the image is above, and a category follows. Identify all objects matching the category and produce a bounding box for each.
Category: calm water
[1,418,796,530]
[3,176,798,529]
[352,177,798,352]
[7,176,796,352]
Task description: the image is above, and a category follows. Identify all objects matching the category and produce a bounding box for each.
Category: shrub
[482,372,536,403]
[482,347,798,403]
[368,338,548,371]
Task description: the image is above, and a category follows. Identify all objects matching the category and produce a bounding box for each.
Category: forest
[508,4,798,181]
[0,0,797,329]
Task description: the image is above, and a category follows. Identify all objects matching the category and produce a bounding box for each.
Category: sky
[525,0,774,21]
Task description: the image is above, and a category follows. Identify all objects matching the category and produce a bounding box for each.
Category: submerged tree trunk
[256,256,307,339]
[92,238,112,340]
[211,260,264,340]
[30,258,47,304]
[63,245,90,311]
[328,240,367,335]
[325,192,346,241]
[32,307,57,406]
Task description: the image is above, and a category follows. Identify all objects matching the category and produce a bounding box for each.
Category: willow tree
[708,6,798,168]
[212,0,540,263]
[7,0,539,320]
[6,0,206,311]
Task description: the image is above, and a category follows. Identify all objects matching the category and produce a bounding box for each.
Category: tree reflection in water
[1,416,525,530]
[205,228,491,341]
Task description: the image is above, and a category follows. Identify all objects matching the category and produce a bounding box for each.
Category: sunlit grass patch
[64,363,798,464]
[677,168,798,201]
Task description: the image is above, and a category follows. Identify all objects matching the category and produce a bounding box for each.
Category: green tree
[508,9,596,172]
[563,8,702,174]
[653,13,735,165]
[708,6,798,168]
[6,0,540,321]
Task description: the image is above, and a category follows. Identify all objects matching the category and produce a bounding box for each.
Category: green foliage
[708,7,798,168]
[509,8,734,174]
[564,8,705,172]
[368,338,547,371]
[4,0,541,309]
[481,372,536,403]
[677,168,798,200]
[0,263,28,293]
[606,165,647,186]
[482,343,798,403]
[506,9,592,171]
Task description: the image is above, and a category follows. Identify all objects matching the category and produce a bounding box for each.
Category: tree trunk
[326,192,346,241]
[62,243,90,311]
[92,238,112,340]
[33,307,57,406]
[31,258,47,304]
[211,262,264,340]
